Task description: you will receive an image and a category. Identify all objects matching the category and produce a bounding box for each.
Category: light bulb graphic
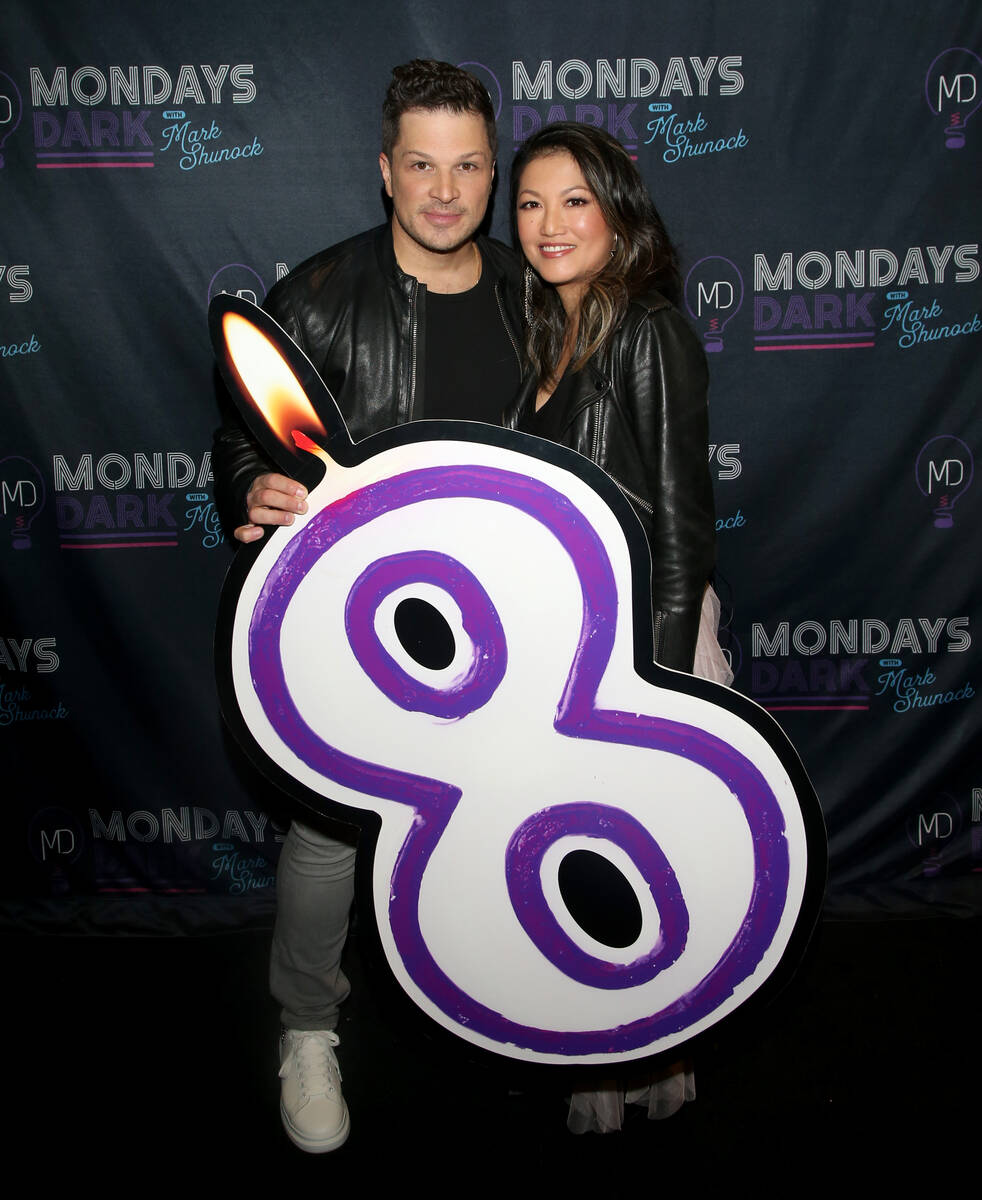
[925,47,982,149]
[720,629,742,682]
[684,256,744,353]
[0,455,46,548]
[0,69,23,169]
[457,61,502,121]
[906,794,961,878]
[207,263,267,307]
[915,435,973,528]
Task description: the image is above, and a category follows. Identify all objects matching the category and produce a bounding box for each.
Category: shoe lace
[282,1031,342,1098]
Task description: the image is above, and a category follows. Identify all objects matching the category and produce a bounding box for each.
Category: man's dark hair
[381,59,497,160]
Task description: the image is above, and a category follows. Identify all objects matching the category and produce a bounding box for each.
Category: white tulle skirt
[691,585,734,689]
[567,585,732,1134]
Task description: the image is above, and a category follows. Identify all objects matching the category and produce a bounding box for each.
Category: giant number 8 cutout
[211,295,826,1068]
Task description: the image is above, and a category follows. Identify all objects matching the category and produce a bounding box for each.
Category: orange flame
[222,311,327,451]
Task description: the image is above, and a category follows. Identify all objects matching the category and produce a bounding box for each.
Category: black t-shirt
[423,268,520,424]
[519,367,573,444]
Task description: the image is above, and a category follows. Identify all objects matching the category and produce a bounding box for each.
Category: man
[213,60,523,1154]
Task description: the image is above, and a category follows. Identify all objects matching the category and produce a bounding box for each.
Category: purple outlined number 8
[211,293,825,1070]
[344,550,506,719]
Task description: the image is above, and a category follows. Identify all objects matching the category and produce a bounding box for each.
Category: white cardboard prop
[210,294,825,1069]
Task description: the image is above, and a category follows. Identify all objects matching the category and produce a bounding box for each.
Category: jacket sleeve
[211,417,276,533]
[614,305,716,672]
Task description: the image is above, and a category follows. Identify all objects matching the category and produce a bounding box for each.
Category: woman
[507,122,731,1132]
[508,120,728,682]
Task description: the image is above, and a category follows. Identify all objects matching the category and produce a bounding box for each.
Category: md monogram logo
[925,47,982,149]
[915,435,974,528]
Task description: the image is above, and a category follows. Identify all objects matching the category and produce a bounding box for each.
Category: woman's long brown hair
[511,122,681,384]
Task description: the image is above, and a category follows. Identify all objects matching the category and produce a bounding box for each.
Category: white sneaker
[278,1029,350,1153]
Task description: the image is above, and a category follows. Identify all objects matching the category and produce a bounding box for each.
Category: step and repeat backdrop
[2,2,979,931]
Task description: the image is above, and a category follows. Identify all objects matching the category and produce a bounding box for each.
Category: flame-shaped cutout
[222,311,328,451]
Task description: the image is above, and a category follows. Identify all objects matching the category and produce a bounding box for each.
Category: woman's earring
[610,234,618,259]
[524,265,535,324]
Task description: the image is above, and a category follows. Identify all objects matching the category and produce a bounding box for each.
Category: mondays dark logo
[90,806,283,846]
[643,102,747,165]
[2,263,31,303]
[208,260,291,308]
[210,846,276,894]
[24,63,259,172]
[915,435,973,528]
[709,442,745,534]
[1,679,69,727]
[509,55,745,158]
[749,616,972,713]
[52,450,222,550]
[709,442,741,480]
[458,61,504,122]
[0,636,59,673]
[754,245,978,353]
[906,794,964,879]
[29,808,84,866]
[0,67,22,167]
[1,641,68,729]
[1,262,40,361]
[925,47,981,149]
[88,808,283,896]
[684,256,744,353]
[0,454,45,548]
[685,244,979,354]
[880,289,981,350]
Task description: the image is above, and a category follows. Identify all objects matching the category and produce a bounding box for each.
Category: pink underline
[37,151,154,158]
[61,532,175,540]
[37,162,155,169]
[754,341,875,351]
[60,541,178,549]
[756,331,873,341]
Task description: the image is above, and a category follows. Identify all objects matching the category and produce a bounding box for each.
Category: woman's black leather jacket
[504,292,716,672]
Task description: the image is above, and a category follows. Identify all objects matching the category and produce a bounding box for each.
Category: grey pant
[269,820,357,1030]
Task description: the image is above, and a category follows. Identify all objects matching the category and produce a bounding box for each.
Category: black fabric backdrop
[2,1,979,931]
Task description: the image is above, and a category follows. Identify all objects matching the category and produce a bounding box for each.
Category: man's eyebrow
[398,148,489,159]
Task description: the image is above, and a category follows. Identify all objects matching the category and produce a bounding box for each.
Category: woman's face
[516,150,615,313]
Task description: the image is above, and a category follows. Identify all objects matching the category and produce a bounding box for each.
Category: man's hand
[234,473,308,543]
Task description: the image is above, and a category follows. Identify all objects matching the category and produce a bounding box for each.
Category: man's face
[379,108,494,259]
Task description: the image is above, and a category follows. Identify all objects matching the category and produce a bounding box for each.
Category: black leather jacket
[213,223,524,522]
[504,292,715,672]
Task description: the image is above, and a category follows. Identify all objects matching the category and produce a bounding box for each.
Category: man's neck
[391,222,482,294]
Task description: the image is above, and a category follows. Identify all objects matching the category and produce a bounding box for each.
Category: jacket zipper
[651,609,666,660]
[607,472,654,515]
[407,277,419,421]
[589,399,602,463]
[495,283,522,371]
